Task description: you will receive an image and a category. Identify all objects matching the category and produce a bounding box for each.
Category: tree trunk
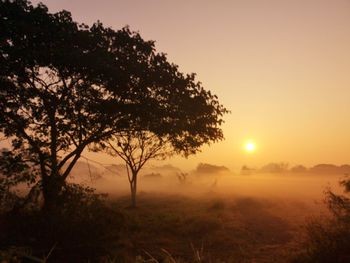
[42,175,64,213]
[130,172,138,208]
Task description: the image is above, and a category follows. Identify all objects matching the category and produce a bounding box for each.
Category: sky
[31,0,350,171]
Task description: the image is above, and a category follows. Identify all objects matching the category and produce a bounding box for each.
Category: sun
[245,142,256,152]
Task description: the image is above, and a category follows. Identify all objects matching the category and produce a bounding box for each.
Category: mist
[2,0,350,261]
[69,162,345,220]
[73,163,343,199]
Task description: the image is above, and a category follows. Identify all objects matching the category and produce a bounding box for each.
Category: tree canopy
[0,0,228,210]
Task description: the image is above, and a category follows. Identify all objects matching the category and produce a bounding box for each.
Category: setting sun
[245,142,256,152]
[3,1,350,262]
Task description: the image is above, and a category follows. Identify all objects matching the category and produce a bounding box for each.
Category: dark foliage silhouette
[2,184,124,262]
[0,0,227,211]
[292,178,350,263]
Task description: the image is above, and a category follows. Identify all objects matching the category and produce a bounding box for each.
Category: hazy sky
[31,0,350,171]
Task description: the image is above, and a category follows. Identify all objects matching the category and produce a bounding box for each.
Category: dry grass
[1,188,325,262]
[107,192,311,263]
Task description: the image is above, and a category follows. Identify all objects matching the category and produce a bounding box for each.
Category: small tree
[103,131,173,207]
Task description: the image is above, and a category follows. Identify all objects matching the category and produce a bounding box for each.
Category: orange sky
[31,0,350,171]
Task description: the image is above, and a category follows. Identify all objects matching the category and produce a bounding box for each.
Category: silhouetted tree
[259,162,289,173]
[102,131,172,207]
[0,0,228,211]
[195,163,230,174]
[290,164,308,173]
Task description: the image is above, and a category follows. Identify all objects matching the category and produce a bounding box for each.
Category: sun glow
[245,142,256,152]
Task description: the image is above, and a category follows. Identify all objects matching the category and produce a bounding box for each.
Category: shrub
[1,184,124,262]
[291,178,350,263]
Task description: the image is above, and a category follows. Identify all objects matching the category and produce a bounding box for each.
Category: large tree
[0,0,228,211]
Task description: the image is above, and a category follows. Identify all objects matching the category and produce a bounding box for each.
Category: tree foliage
[0,0,227,210]
[0,147,38,211]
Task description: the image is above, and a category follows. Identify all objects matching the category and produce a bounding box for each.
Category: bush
[292,178,350,263]
[1,183,124,262]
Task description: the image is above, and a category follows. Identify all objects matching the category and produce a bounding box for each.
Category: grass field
[104,190,326,263]
[1,173,342,262]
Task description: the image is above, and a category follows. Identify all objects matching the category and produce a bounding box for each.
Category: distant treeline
[65,160,350,179]
[241,163,350,175]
